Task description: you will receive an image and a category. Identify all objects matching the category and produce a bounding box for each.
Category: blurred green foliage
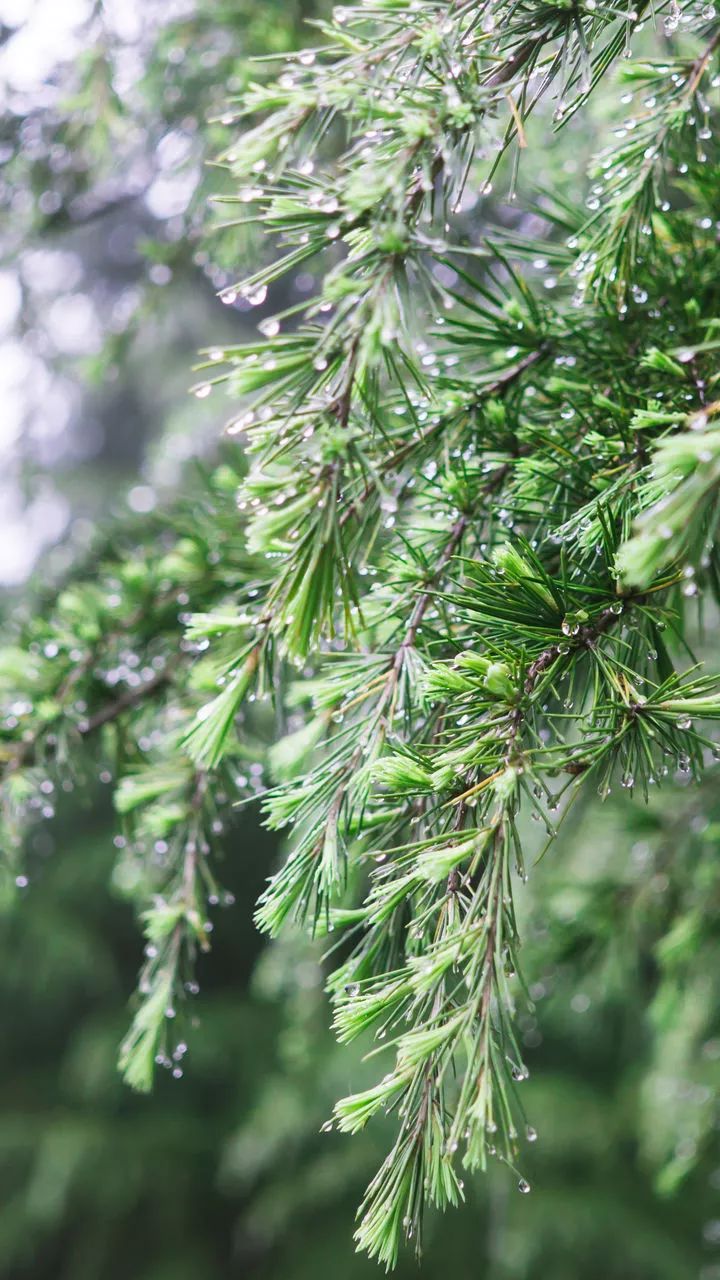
[2,766,720,1279]
[1,1,720,1277]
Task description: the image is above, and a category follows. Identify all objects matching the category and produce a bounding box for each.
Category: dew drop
[259,317,280,338]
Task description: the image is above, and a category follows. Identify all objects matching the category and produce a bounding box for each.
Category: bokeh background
[2,3,720,1277]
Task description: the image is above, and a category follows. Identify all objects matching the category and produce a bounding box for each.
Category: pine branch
[5,1,720,1265]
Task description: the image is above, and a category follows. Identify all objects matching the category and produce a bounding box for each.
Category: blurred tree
[0,0,320,583]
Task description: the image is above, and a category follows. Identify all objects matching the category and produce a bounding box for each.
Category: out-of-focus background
[2,3,720,1277]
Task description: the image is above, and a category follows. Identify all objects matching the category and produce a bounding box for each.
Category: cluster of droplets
[664,0,716,32]
[155,1040,188,1080]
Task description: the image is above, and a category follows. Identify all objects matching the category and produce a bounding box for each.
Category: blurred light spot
[128,484,156,513]
[0,485,70,584]
[570,993,591,1013]
[156,129,193,171]
[46,293,101,355]
[0,0,92,94]
[21,248,82,293]
[149,263,173,285]
[145,168,198,219]
[0,271,21,337]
